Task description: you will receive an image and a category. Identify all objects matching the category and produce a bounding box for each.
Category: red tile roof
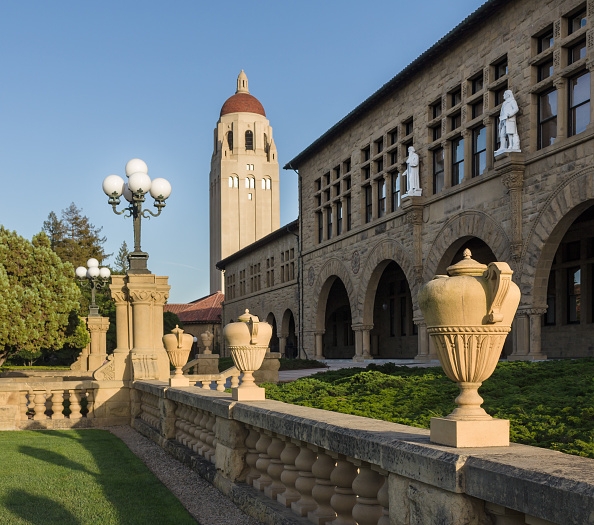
[220,92,266,117]
[164,291,224,324]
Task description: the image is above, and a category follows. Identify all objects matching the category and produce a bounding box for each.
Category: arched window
[229,176,233,187]
[266,178,271,190]
[234,176,239,188]
[262,177,271,190]
[245,176,255,189]
[245,130,254,150]
[227,131,233,151]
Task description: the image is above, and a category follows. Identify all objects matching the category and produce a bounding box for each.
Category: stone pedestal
[93,273,170,382]
[254,352,280,384]
[87,316,110,372]
[430,418,509,448]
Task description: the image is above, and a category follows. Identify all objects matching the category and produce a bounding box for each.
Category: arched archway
[266,313,279,353]
[313,258,356,331]
[367,261,417,358]
[316,276,355,359]
[424,211,510,282]
[280,309,298,359]
[436,237,498,275]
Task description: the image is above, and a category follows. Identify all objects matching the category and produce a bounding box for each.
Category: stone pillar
[483,115,494,171]
[278,333,287,358]
[362,325,372,360]
[371,179,378,220]
[352,325,364,362]
[413,318,432,361]
[496,152,525,263]
[86,315,110,372]
[110,276,131,355]
[401,199,424,283]
[442,140,452,189]
[314,331,324,360]
[509,308,547,361]
[152,276,172,380]
[462,129,472,183]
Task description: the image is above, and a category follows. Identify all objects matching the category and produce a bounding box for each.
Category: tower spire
[236,70,249,94]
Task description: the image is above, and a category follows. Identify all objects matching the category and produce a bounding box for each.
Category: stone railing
[132,381,594,525]
[0,379,129,430]
[186,366,241,391]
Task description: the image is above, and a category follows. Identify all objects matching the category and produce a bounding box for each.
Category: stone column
[496,152,525,263]
[110,277,131,355]
[86,315,110,372]
[462,129,472,183]
[528,308,548,360]
[371,179,378,220]
[554,77,567,141]
[314,331,324,360]
[352,325,364,362]
[483,115,494,171]
[362,325,373,360]
[152,276,172,380]
[413,317,430,361]
[278,335,287,358]
[442,140,452,190]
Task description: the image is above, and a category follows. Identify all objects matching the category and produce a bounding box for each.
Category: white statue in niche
[402,145,422,197]
[495,89,521,156]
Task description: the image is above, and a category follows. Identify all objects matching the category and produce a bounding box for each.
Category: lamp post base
[128,252,150,274]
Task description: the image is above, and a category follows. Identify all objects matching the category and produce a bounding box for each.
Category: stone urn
[418,249,521,447]
[163,325,193,387]
[200,330,214,354]
[223,309,272,401]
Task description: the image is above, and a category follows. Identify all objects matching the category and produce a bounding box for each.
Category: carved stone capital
[501,171,524,189]
[128,289,153,304]
[352,324,373,332]
[587,57,594,72]
[517,307,547,317]
[151,290,170,305]
[406,209,423,225]
[510,242,523,262]
[553,77,566,90]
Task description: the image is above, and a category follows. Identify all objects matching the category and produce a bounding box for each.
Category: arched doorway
[369,261,416,358]
[266,313,279,353]
[281,309,298,359]
[542,204,594,357]
[322,278,355,359]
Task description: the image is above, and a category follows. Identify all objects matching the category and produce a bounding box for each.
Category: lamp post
[75,258,111,316]
[102,158,172,274]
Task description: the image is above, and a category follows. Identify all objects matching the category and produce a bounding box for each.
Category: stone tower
[209,71,280,293]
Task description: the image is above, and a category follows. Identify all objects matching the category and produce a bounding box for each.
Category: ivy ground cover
[265,359,594,458]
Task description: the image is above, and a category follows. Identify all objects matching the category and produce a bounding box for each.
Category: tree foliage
[113,240,130,274]
[42,203,108,268]
[0,228,81,365]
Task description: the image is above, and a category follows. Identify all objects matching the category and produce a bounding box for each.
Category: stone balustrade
[186,366,241,391]
[0,379,130,429]
[132,381,594,525]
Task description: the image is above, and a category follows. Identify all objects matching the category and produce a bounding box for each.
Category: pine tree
[114,240,130,274]
[42,203,109,268]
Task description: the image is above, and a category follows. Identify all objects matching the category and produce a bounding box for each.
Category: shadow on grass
[3,490,81,525]
[5,430,196,525]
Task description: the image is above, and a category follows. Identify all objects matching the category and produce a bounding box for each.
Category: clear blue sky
[0,0,484,303]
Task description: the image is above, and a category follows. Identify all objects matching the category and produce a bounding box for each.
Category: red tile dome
[220,92,266,117]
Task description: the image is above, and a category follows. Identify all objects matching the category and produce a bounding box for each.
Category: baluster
[68,390,82,419]
[184,407,198,449]
[253,432,273,491]
[291,444,318,517]
[198,411,210,457]
[230,371,240,389]
[330,457,358,525]
[174,404,185,443]
[84,389,94,419]
[351,462,384,525]
[377,470,389,525]
[245,427,261,486]
[192,410,205,453]
[278,440,301,507]
[50,390,65,420]
[201,380,211,390]
[19,390,33,421]
[32,391,47,420]
[308,450,337,525]
[216,377,225,391]
[204,413,217,462]
[264,436,286,499]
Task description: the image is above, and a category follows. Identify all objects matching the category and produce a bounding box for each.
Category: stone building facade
[217,220,299,358]
[209,71,280,293]
[221,0,594,361]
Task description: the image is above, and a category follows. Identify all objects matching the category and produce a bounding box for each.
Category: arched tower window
[245,176,255,189]
[229,176,233,187]
[227,131,233,151]
[262,177,271,190]
[245,130,254,150]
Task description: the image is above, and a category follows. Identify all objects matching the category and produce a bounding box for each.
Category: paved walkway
[278,358,441,382]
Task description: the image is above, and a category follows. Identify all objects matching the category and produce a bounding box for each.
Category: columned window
[364,185,372,223]
[569,71,590,137]
[336,201,343,235]
[433,148,444,194]
[472,126,487,177]
[391,171,400,211]
[538,88,557,149]
[377,178,386,218]
[451,137,464,186]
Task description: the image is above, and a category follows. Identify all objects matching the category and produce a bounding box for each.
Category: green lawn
[264,359,594,458]
[0,430,196,525]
